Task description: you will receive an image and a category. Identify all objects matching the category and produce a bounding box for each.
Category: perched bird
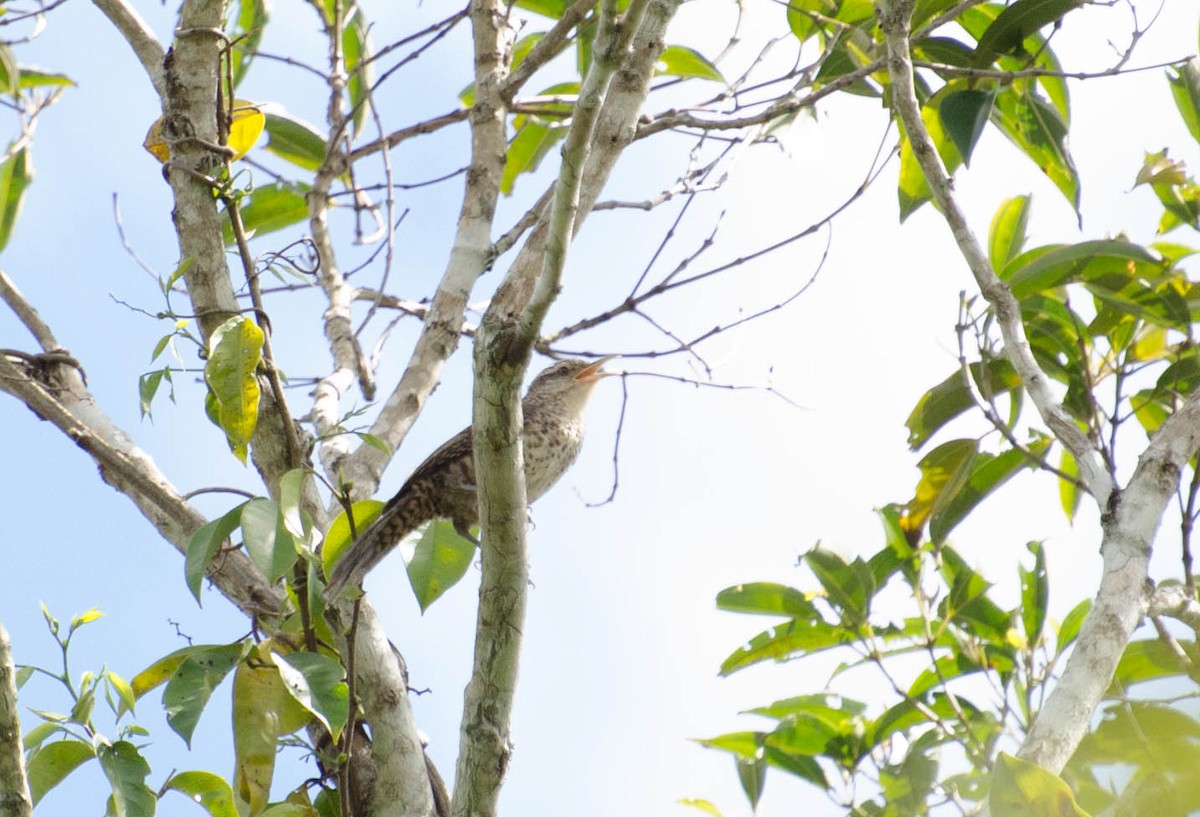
[325,356,617,599]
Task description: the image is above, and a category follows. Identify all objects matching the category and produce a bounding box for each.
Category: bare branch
[348,109,470,163]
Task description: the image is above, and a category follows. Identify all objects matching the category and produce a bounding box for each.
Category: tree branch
[331,0,514,501]
[0,355,283,619]
[0,622,32,817]
[876,0,1112,506]
[452,2,677,814]
[347,605,434,817]
[877,0,1200,778]
[1020,395,1200,771]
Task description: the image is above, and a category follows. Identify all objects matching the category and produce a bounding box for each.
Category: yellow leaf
[142,99,265,164]
[143,117,169,162]
[228,100,265,160]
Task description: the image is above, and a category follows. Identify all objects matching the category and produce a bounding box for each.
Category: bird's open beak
[574,355,619,383]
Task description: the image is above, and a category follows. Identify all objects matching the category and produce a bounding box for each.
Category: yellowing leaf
[204,316,264,464]
[321,500,385,581]
[143,99,264,164]
[227,100,265,160]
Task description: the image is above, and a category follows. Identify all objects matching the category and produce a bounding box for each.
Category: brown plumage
[324,357,616,599]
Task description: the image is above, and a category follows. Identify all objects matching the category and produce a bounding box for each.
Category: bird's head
[526,355,618,412]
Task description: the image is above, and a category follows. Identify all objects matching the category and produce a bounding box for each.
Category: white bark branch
[0,622,32,817]
[0,355,283,619]
[452,2,677,814]
[330,0,515,501]
[1021,396,1200,771]
[309,0,377,485]
[350,605,435,817]
[1148,583,1200,632]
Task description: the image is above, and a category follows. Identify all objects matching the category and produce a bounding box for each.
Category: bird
[324,356,617,599]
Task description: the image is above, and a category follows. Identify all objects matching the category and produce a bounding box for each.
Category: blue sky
[2,1,1198,815]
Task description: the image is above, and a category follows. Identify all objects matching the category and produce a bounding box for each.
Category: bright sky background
[1,1,1198,815]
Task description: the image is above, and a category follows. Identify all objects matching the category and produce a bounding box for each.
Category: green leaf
[990,81,1080,216]
[880,749,938,813]
[913,36,974,67]
[321,500,385,581]
[719,619,854,675]
[908,652,988,697]
[805,548,875,624]
[1057,447,1081,522]
[514,0,566,18]
[271,651,349,740]
[990,752,1089,817]
[940,546,1013,643]
[28,740,95,804]
[186,504,248,602]
[96,740,156,817]
[989,194,1031,271]
[138,367,172,419]
[1168,59,1200,146]
[0,144,31,253]
[223,181,311,245]
[106,670,137,715]
[0,46,16,95]
[898,96,962,220]
[940,89,994,166]
[406,519,477,612]
[278,468,310,542]
[165,771,238,817]
[263,113,327,171]
[813,34,881,97]
[22,721,61,752]
[1055,599,1090,654]
[204,316,264,463]
[971,0,1082,68]
[501,117,567,195]
[1019,542,1048,647]
[716,583,817,618]
[241,498,296,583]
[735,755,766,811]
[1110,639,1192,691]
[929,441,1049,544]
[260,805,316,817]
[163,641,249,747]
[906,359,1021,450]
[343,7,374,136]
[227,0,268,89]
[1005,239,1162,300]
[18,68,76,89]
[787,0,875,43]
[656,45,724,82]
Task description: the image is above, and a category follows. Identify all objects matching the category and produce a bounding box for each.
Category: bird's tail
[323,490,421,601]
